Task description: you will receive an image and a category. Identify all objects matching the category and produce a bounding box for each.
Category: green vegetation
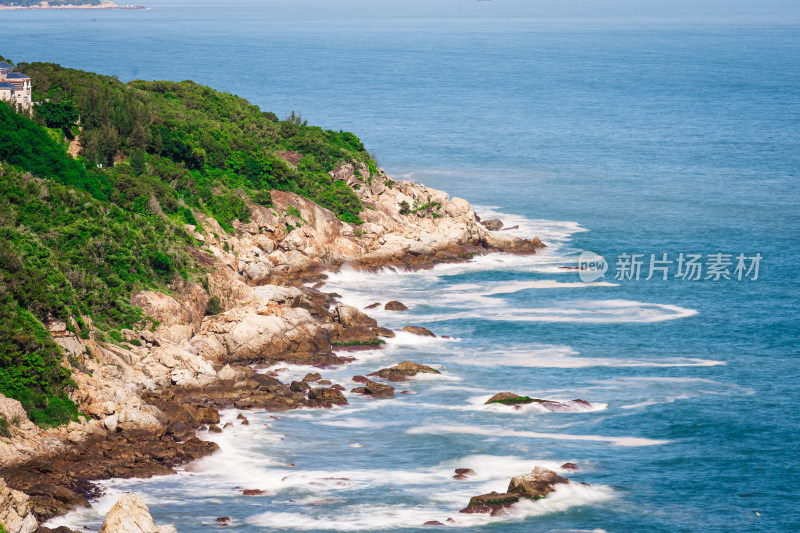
[0,103,108,200]
[0,59,381,427]
[204,296,223,316]
[20,61,374,225]
[331,339,387,347]
[485,395,543,405]
[35,100,79,132]
[398,198,442,218]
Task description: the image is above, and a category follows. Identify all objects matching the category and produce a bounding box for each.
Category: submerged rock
[371,326,396,338]
[401,326,435,337]
[459,492,520,516]
[384,301,408,311]
[369,361,440,382]
[539,399,593,412]
[560,462,580,472]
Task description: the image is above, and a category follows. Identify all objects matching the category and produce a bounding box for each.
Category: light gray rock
[0,477,38,533]
[217,364,238,381]
[334,304,376,328]
[0,395,28,425]
[102,414,119,432]
[99,493,177,533]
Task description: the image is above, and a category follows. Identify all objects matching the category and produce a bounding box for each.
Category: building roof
[5,72,29,79]
[0,62,14,70]
[0,82,16,90]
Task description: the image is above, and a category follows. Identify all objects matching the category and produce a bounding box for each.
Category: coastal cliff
[0,60,544,529]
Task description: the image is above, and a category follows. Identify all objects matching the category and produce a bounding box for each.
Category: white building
[0,61,32,110]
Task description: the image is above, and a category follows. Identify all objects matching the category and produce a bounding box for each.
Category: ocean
[3,0,800,531]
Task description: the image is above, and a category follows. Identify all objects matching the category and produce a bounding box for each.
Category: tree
[34,101,79,131]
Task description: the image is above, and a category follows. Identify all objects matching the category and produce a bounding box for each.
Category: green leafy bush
[205,296,223,316]
[34,100,79,131]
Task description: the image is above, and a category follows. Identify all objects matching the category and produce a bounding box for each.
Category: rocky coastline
[0,163,545,531]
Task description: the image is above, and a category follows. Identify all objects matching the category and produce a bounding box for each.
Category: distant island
[0,1,145,9]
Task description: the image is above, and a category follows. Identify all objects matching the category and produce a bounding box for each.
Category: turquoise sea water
[3,1,800,531]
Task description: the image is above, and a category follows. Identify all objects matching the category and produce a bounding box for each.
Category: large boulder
[116,408,164,433]
[484,392,539,406]
[507,466,569,500]
[384,301,408,311]
[307,387,348,407]
[130,291,185,328]
[25,483,90,522]
[350,380,395,398]
[480,218,503,231]
[98,493,177,533]
[0,395,29,425]
[402,326,435,337]
[0,477,38,533]
[334,305,377,328]
[369,361,440,382]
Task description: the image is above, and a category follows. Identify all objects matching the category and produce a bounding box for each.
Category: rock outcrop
[460,466,572,516]
[369,361,440,382]
[98,493,176,533]
[350,380,395,398]
[0,163,547,529]
[507,466,569,500]
[0,477,38,533]
[484,393,594,412]
[402,326,435,337]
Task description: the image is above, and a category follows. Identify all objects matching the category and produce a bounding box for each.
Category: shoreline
[0,166,546,528]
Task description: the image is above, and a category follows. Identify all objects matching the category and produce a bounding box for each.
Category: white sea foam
[407,424,670,447]
[314,418,392,429]
[410,396,608,415]
[246,482,612,530]
[451,345,725,369]
[405,299,697,324]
